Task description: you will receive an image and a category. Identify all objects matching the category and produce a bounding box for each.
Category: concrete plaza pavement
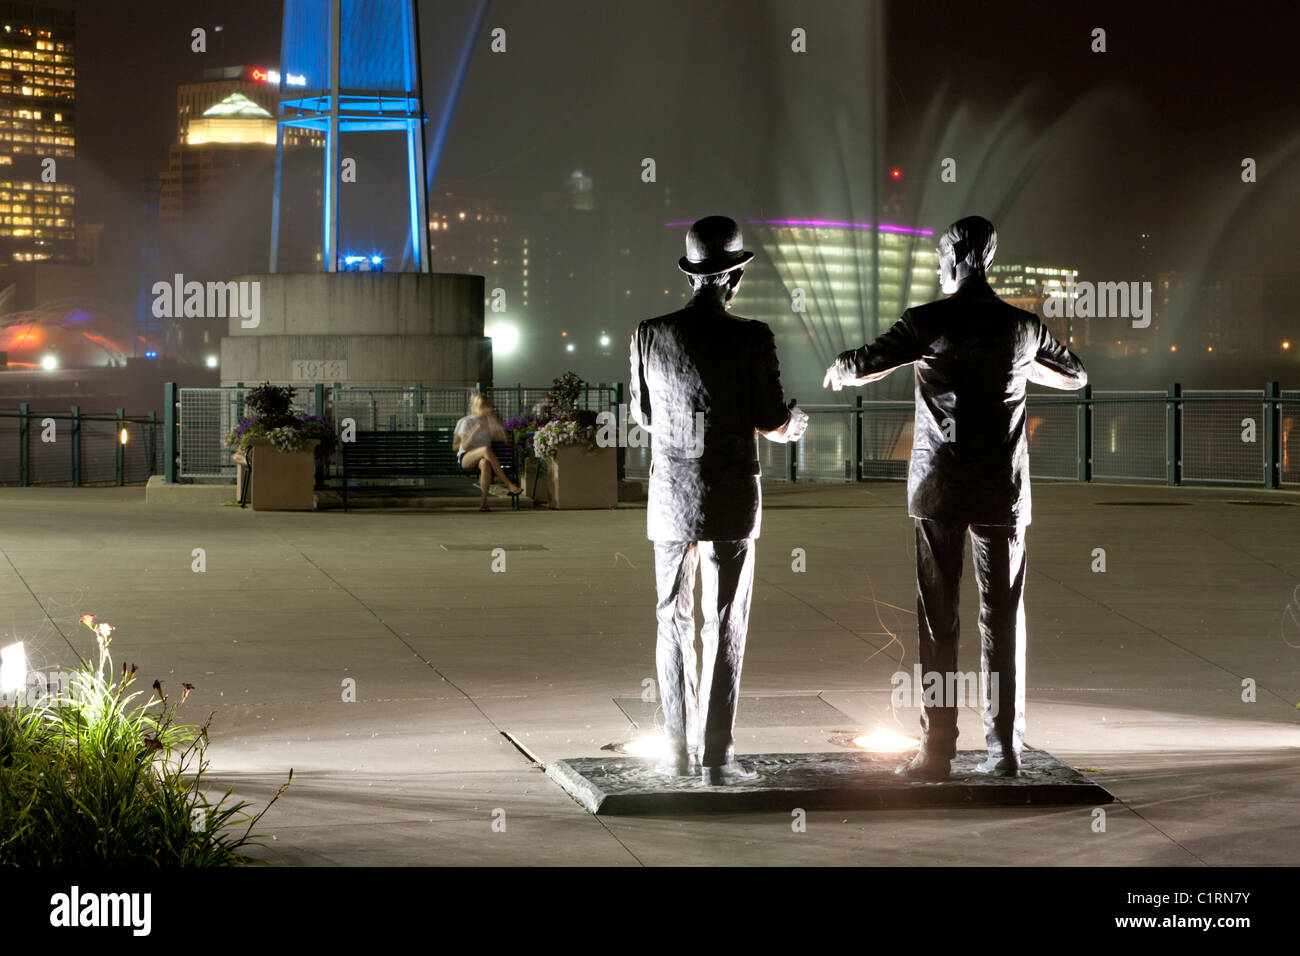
[1,480,1297,866]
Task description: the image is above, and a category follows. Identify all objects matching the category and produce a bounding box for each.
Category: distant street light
[206,355,219,368]
[486,322,520,356]
[41,354,56,370]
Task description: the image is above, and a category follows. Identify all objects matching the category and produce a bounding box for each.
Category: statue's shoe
[973,756,1021,777]
[701,760,760,785]
[894,751,952,782]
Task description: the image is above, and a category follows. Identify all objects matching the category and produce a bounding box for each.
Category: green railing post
[147,411,157,477]
[163,382,177,483]
[786,398,797,482]
[852,394,863,481]
[1166,383,1182,485]
[314,382,325,418]
[115,407,125,486]
[516,381,523,420]
[18,402,29,487]
[70,405,80,487]
[1264,381,1281,489]
[1077,384,1092,482]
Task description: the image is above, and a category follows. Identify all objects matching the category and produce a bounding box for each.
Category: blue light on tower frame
[339,255,385,273]
[269,0,431,273]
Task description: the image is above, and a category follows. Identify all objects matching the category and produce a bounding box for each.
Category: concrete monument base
[220,272,491,387]
[547,750,1114,815]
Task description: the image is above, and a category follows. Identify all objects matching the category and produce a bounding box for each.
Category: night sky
[58,0,1300,383]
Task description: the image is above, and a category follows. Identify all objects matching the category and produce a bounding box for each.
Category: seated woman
[453,393,522,511]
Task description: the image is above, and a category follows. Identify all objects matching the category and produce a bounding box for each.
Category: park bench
[337,428,520,511]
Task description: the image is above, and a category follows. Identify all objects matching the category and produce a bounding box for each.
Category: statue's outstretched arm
[824,312,924,390]
[1029,320,1089,390]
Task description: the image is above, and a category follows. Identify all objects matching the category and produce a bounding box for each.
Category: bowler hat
[678,215,755,275]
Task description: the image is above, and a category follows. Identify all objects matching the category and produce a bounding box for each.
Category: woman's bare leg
[481,449,521,494]
[477,458,491,508]
[461,446,520,498]
[461,447,491,509]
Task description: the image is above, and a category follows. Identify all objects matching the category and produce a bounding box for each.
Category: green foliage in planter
[550,371,583,416]
[243,383,296,427]
[0,615,290,866]
[225,381,337,462]
[531,372,600,458]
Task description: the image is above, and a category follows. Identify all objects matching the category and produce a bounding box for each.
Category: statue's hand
[823,359,849,391]
[785,404,810,441]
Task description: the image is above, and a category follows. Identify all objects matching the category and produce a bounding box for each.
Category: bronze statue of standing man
[824,216,1088,780]
[630,216,808,785]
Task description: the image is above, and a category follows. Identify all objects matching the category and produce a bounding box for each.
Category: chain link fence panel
[1091,391,1167,482]
[179,386,318,479]
[1281,391,1300,487]
[859,401,914,481]
[1182,389,1265,485]
[1025,400,1079,479]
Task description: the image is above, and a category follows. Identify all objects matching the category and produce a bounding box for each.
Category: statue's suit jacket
[832,278,1088,527]
[630,295,794,542]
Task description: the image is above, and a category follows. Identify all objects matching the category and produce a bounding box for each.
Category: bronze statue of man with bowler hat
[630,215,809,785]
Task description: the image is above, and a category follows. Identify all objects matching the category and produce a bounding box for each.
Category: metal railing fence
[620,383,1297,491]
[163,381,1298,492]
[0,407,161,486]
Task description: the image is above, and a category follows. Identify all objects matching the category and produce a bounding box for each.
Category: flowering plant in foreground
[0,614,291,866]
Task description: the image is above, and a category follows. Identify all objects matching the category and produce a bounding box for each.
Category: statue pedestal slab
[546,750,1114,815]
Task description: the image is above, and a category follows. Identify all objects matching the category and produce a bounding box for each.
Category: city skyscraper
[157,73,281,363]
[176,65,280,144]
[988,262,1083,347]
[0,0,75,264]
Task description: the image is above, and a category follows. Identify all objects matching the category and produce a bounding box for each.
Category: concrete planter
[239,438,319,511]
[547,444,617,510]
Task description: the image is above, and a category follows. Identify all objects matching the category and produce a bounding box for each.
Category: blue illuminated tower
[269,0,430,273]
